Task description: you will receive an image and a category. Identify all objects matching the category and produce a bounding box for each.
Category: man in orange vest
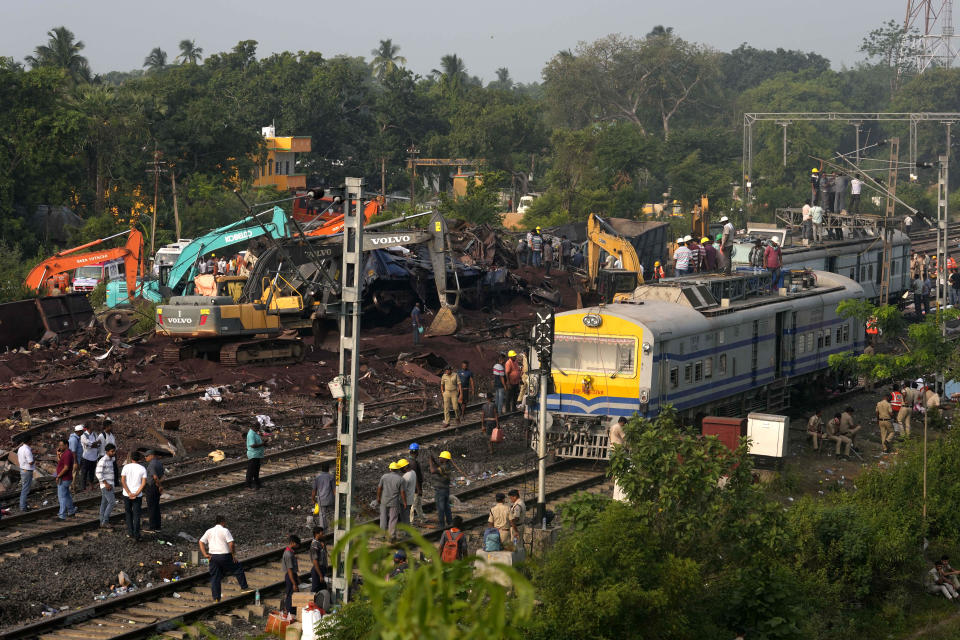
[652,261,665,281]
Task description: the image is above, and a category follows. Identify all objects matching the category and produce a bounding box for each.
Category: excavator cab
[597,270,640,303]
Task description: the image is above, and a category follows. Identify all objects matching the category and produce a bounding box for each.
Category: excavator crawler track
[220,336,305,366]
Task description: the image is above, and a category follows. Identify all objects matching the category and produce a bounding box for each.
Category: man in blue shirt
[246,426,265,489]
[456,360,475,421]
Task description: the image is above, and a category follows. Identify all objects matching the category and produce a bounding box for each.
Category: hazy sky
[3,1,910,83]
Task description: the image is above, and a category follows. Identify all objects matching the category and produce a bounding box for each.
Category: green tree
[438,171,505,224]
[25,26,91,85]
[327,524,534,639]
[143,47,168,72]
[490,67,513,90]
[432,53,468,93]
[859,18,918,98]
[177,39,203,65]
[529,410,801,639]
[370,38,406,81]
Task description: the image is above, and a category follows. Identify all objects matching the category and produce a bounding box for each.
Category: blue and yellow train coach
[541,270,865,460]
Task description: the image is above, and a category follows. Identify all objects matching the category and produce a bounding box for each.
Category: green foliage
[87,280,106,309]
[0,240,35,303]
[131,298,158,335]
[530,411,801,639]
[438,172,506,225]
[330,524,534,639]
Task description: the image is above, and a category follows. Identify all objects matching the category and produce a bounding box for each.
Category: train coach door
[774,311,790,378]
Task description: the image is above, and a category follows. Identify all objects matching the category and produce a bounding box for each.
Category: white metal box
[746,413,788,458]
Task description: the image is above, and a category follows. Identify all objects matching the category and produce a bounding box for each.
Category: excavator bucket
[426,305,459,337]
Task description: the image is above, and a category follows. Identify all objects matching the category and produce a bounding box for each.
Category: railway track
[1,460,609,640]
[0,403,504,557]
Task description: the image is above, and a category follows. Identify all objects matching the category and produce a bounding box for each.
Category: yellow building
[253,125,311,190]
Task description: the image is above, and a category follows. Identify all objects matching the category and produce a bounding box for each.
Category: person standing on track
[68,425,82,485]
[55,437,78,521]
[79,424,99,492]
[456,360,475,421]
[876,394,895,454]
[311,463,335,530]
[120,451,146,540]
[407,444,425,524]
[480,394,499,456]
[143,450,164,533]
[97,417,117,458]
[440,366,460,427]
[309,526,329,592]
[505,351,523,410]
[245,425,265,490]
[492,354,507,414]
[281,534,301,613]
[199,515,250,603]
[487,493,511,546]
[430,451,454,530]
[508,489,526,549]
[398,458,416,526]
[17,435,34,512]
[376,462,405,541]
[95,443,117,528]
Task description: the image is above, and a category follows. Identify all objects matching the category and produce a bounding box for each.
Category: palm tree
[370,39,406,80]
[177,39,203,65]
[491,67,513,90]
[25,26,91,84]
[432,54,467,90]
[143,47,168,72]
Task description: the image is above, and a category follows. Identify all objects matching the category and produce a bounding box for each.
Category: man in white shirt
[199,515,250,602]
[17,436,34,512]
[904,214,913,237]
[97,417,117,457]
[95,444,117,527]
[801,201,812,244]
[850,174,863,213]
[79,424,99,492]
[720,216,735,275]
[674,238,692,276]
[810,203,824,244]
[120,451,147,541]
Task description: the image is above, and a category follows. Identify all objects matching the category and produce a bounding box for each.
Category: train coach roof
[558,270,862,339]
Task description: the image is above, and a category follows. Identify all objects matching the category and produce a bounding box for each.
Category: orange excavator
[295,190,385,237]
[24,229,144,296]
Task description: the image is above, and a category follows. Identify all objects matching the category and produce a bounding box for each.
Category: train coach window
[806,333,814,352]
[704,357,713,378]
[694,361,703,382]
[836,327,843,344]
[670,366,679,388]
[849,268,855,280]
[718,354,727,375]
[684,363,693,384]
[843,324,850,342]
[552,334,636,377]
[824,331,831,348]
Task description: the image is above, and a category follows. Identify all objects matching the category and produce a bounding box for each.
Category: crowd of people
[515,226,583,273]
[909,250,960,316]
[806,378,941,458]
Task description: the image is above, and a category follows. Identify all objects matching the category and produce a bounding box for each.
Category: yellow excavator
[583,213,645,304]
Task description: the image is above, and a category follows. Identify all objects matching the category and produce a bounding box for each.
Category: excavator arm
[305,199,383,237]
[586,214,644,285]
[25,230,144,295]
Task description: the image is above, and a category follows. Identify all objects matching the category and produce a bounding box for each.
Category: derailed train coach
[536,270,865,461]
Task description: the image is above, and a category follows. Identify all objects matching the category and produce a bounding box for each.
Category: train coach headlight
[583,314,602,328]
[639,389,649,404]
[642,342,651,354]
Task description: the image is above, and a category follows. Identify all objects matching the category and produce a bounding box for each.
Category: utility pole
[170,169,181,240]
[406,145,420,209]
[937,153,948,327]
[331,177,364,605]
[145,146,166,258]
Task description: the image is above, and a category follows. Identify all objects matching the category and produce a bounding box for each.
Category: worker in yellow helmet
[430,451,454,529]
[653,260,665,281]
[505,350,522,410]
[811,167,822,205]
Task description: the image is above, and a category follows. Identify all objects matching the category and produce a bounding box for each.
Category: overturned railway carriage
[541,270,865,460]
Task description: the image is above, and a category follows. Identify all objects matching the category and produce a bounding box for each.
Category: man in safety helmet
[530,226,544,268]
[701,236,718,271]
[720,215,735,275]
[430,450,454,530]
[504,350,523,410]
[652,261,665,281]
[407,443,425,524]
[810,167,821,204]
